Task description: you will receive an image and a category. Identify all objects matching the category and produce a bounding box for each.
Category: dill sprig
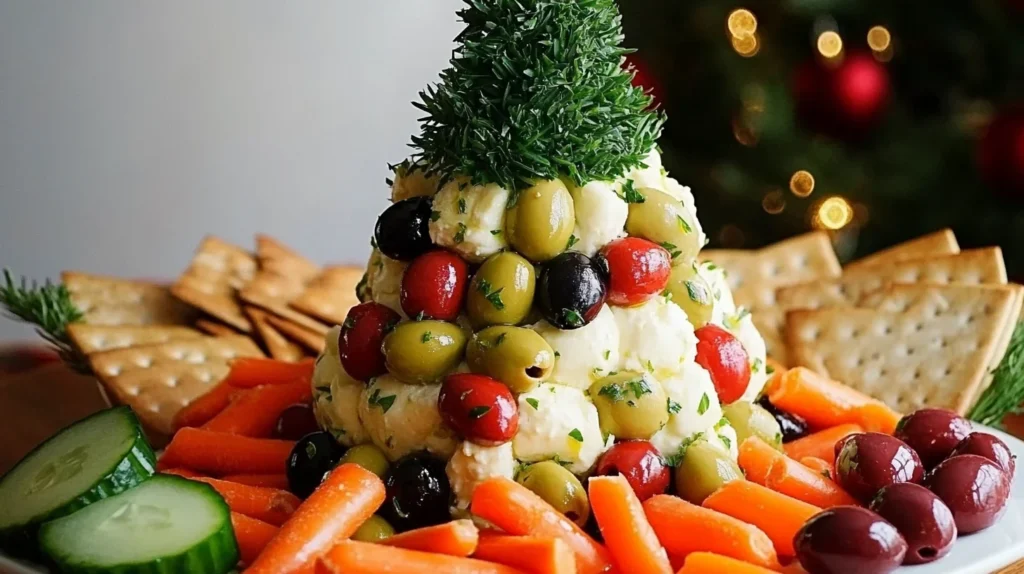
[969,321,1024,427]
[0,269,89,373]
[411,0,664,201]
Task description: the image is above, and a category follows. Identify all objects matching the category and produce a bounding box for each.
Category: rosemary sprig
[411,0,664,198]
[969,321,1024,427]
[0,269,89,373]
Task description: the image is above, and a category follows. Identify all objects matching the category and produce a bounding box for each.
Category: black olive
[536,252,608,330]
[382,453,452,531]
[374,197,434,261]
[287,431,345,498]
[757,396,809,443]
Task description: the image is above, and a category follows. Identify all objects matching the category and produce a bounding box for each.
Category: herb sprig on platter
[0,269,89,372]
[969,321,1024,428]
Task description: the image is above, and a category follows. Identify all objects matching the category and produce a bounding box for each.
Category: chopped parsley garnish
[603,349,611,360]
[561,309,584,328]
[645,359,655,374]
[821,469,832,479]
[706,262,718,271]
[495,332,507,346]
[621,180,646,204]
[554,350,561,358]
[677,214,692,233]
[526,397,539,410]
[458,197,467,214]
[718,434,732,449]
[421,331,433,343]
[367,388,397,413]
[766,365,776,375]
[568,428,584,442]
[664,432,705,467]
[453,222,468,244]
[430,210,441,222]
[752,358,763,373]
[469,406,491,419]
[659,241,682,259]
[566,234,579,250]
[697,392,710,415]
[685,279,709,304]
[490,229,502,235]
[475,279,506,310]
[343,316,356,330]
[667,398,682,414]
[724,307,750,330]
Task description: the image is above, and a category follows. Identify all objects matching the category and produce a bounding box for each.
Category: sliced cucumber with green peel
[0,406,155,553]
[39,475,238,574]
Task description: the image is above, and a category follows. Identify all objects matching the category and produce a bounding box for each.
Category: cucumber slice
[0,406,155,553]
[39,475,239,574]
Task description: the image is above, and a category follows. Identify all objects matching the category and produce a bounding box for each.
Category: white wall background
[0,0,463,342]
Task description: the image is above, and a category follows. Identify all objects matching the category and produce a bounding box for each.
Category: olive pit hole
[526,366,544,378]
[918,547,938,559]
[565,511,580,522]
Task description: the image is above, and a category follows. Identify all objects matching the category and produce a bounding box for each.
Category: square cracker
[195,318,239,337]
[289,266,363,326]
[246,306,307,362]
[66,324,203,355]
[845,229,960,270]
[264,314,327,354]
[785,283,1021,415]
[777,247,1008,312]
[255,234,320,281]
[62,272,196,326]
[89,335,264,436]
[702,232,842,364]
[238,236,329,335]
[171,236,258,333]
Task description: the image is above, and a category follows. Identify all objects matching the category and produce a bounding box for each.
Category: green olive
[467,252,536,327]
[506,179,576,263]
[466,326,554,393]
[516,461,590,526]
[664,264,714,328]
[338,444,390,478]
[383,320,466,384]
[589,372,670,440]
[722,401,783,451]
[625,187,700,267]
[673,439,742,504]
[351,515,395,542]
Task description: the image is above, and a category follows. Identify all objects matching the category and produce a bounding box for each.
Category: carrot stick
[589,474,672,574]
[162,473,299,525]
[231,512,278,566]
[156,427,295,475]
[159,468,205,479]
[739,437,856,508]
[471,477,611,574]
[381,519,479,557]
[474,533,576,574]
[702,481,821,557]
[677,552,780,574]
[224,357,315,388]
[782,424,862,463]
[246,463,386,574]
[767,367,900,433]
[222,473,291,490]
[316,540,528,574]
[799,457,834,480]
[201,380,311,437]
[172,381,238,430]
[642,495,779,570]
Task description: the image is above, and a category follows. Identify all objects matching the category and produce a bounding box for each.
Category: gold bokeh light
[731,33,759,57]
[789,170,815,197]
[727,9,758,38]
[762,190,786,214]
[816,31,843,59]
[867,26,891,52]
[816,197,854,230]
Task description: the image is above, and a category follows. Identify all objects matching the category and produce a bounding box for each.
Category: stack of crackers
[703,229,1022,416]
[62,235,362,442]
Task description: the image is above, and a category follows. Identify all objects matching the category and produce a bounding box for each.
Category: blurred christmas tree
[619,0,1024,277]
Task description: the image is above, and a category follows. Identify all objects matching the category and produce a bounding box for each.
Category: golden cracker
[845,229,959,270]
[264,314,327,354]
[246,306,307,362]
[171,236,258,332]
[62,272,196,326]
[289,266,363,326]
[195,318,239,337]
[66,324,203,355]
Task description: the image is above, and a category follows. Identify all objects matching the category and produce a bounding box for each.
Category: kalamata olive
[795,506,907,574]
[596,237,672,307]
[951,432,1016,477]
[287,431,345,498]
[694,324,750,405]
[926,454,1011,534]
[400,250,469,321]
[382,453,452,531]
[536,252,607,329]
[869,483,957,564]
[835,433,924,502]
[438,373,519,446]
[757,396,809,442]
[275,403,320,440]
[894,408,972,468]
[594,440,671,502]
[339,302,401,382]
[374,196,434,261]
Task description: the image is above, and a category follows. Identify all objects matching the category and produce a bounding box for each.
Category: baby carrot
[231,512,278,566]
[163,473,299,525]
[246,463,386,574]
[799,457,834,479]
[471,477,611,574]
[156,427,295,475]
[767,368,900,432]
[222,473,291,490]
[703,480,821,557]
[159,468,204,479]
[202,380,310,437]
[642,495,779,570]
[381,519,479,557]
[171,381,238,430]
[590,475,672,574]
[474,533,576,574]
[223,357,315,388]
[783,424,862,463]
[677,552,780,574]
[316,540,527,574]
[739,437,856,508]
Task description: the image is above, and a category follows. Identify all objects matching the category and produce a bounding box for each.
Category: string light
[762,190,786,214]
[731,33,759,57]
[816,31,843,59]
[741,84,765,113]
[867,26,891,52]
[815,197,854,230]
[727,9,758,38]
[732,116,758,146]
[789,170,815,197]
[718,224,746,248]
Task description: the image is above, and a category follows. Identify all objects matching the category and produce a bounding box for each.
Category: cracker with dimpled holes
[785,283,1021,416]
[246,306,307,362]
[239,237,330,336]
[777,247,1007,312]
[88,335,264,438]
[171,236,259,332]
[264,313,327,354]
[701,231,841,365]
[62,272,197,326]
[66,324,203,355]
[844,228,959,270]
[289,266,364,326]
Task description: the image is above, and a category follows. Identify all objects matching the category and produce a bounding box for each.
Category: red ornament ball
[624,54,663,104]
[792,52,891,141]
[977,105,1024,200]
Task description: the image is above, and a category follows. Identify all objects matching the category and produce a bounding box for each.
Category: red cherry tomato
[598,237,672,306]
[595,440,670,501]
[274,403,320,440]
[339,302,400,382]
[400,250,469,320]
[694,324,751,405]
[438,374,519,446]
